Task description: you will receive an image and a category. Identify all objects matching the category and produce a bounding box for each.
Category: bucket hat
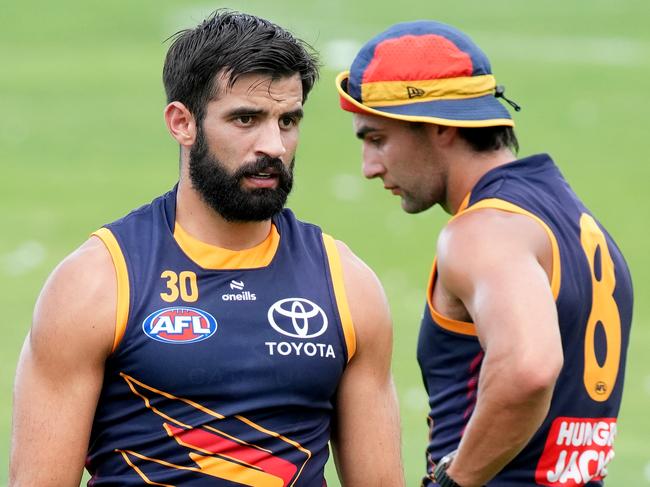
[336,20,518,127]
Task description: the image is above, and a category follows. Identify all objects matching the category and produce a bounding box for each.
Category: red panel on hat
[363,34,473,83]
[339,94,368,114]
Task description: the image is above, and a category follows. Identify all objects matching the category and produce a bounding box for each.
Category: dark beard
[188,127,294,222]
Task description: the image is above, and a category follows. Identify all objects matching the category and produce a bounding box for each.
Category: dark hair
[457,126,519,153]
[163,10,319,124]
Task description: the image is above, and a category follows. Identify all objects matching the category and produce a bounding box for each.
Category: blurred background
[2,0,649,485]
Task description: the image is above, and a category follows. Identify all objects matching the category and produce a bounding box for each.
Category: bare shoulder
[31,236,117,363]
[440,208,549,255]
[438,208,552,271]
[332,240,392,351]
[436,208,553,298]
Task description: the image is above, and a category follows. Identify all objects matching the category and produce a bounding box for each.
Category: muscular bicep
[10,237,116,486]
[330,241,403,486]
[437,210,561,369]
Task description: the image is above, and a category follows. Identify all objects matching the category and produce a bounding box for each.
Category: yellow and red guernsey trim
[118,373,311,487]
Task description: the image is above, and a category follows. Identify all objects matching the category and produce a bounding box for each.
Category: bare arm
[10,237,116,486]
[330,241,404,487]
[436,210,563,487]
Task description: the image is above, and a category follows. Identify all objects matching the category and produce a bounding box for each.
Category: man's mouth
[250,172,275,179]
[243,168,280,188]
[384,184,401,195]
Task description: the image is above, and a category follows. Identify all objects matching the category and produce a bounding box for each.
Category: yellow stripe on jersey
[426,257,478,336]
[322,234,357,362]
[92,227,130,353]
[117,450,174,486]
[119,373,313,485]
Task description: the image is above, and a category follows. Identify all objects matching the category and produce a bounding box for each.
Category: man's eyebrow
[224,107,266,118]
[223,107,304,120]
[282,108,304,120]
[355,125,378,140]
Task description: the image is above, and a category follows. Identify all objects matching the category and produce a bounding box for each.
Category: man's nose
[361,151,385,179]
[254,122,287,160]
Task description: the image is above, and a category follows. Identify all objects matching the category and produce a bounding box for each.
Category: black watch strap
[434,466,462,487]
[433,450,462,487]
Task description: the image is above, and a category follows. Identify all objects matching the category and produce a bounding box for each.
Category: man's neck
[445,148,517,215]
[175,180,273,251]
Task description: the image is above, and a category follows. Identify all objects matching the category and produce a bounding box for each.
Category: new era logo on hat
[407,86,425,98]
[337,20,517,127]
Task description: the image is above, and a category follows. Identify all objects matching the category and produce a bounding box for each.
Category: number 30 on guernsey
[160,270,199,303]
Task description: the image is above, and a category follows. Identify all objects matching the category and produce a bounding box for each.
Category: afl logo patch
[142,307,217,344]
[267,298,328,339]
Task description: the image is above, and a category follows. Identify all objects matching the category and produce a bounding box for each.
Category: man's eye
[238,115,253,124]
[280,116,296,128]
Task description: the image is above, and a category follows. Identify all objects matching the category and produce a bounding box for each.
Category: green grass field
[2,1,649,485]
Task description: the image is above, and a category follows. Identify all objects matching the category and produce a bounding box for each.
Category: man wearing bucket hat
[338,20,633,487]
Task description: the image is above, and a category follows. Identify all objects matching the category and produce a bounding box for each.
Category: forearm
[446,357,556,486]
[333,377,404,486]
[10,346,92,486]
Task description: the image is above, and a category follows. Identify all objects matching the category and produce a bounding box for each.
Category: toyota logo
[267,298,328,339]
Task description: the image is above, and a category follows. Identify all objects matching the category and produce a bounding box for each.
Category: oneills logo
[118,373,310,486]
[223,280,257,302]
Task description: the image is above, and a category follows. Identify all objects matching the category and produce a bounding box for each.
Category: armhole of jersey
[426,257,478,336]
[455,198,562,299]
[92,227,130,353]
[321,234,357,362]
[427,197,562,336]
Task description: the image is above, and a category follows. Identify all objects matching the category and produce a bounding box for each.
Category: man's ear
[428,124,458,148]
[164,101,197,147]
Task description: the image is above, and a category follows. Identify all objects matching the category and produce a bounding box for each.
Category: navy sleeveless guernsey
[87,188,355,486]
[417,154,633,486]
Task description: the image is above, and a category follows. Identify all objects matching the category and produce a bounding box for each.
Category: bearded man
[10,10,404,487]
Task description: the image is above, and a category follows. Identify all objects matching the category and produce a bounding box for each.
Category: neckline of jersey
[173,221,280,270]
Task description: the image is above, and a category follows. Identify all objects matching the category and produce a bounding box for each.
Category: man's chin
[401,198,432,214]
[220,209,285,223]
[212,197,288,222]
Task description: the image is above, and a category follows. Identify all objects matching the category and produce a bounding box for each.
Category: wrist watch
[433,450,462,487]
